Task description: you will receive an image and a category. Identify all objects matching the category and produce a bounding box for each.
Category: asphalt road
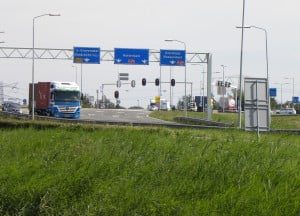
[80,108,175,124]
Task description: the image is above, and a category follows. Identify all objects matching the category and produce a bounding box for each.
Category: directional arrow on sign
[116,59,122,63]
[170,60,176,65]
[142,59,148,64]
[84,58,90,62]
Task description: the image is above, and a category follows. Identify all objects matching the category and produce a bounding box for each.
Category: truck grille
[58,106,77,113]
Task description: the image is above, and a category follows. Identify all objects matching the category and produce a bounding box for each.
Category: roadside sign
[292,96,299,104]
[114,48,149,65]
[160,49,186,66]
[119,73,129,76]
[73,47,100,64]
[119,73,129,81]
[269,88,277,97]
[119,77,129,81]
[244,78,270,132]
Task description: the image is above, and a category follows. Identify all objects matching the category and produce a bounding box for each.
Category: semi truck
[29,81,81,119]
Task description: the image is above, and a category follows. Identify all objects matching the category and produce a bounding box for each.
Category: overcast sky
[1,0,299,107]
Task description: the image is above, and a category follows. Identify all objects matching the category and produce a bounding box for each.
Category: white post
[32,18,35,120]
[207,53,213,121]
[80,63,83,99]
[169,67,172,106]
[184,43,187,117]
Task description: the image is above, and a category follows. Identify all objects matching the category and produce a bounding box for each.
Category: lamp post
[32,13,60,120]
[274,82,290,109]
[72,65,78,84]
[237,25,270,126]
[220,65,227,113]
[191,63,206,112]
[236,25,269,85]
[165,39,187,116]
[284,77,295,105]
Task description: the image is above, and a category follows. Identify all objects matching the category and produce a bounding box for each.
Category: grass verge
[0,118,299,215]
[149,111,300,129]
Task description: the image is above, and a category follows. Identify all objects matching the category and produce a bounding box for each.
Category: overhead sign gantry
[0,46,213,120]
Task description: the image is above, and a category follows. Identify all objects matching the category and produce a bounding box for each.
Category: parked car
[279,108,296,115]
[1,101,22,114]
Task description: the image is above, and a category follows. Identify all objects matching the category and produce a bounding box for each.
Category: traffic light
[114,90,119,99]
[131,80,136,88]
[142,78,146,86]
[171,79,176,86]
[217,81,224,86]
[225,82,231,88]
[155,78,160,86]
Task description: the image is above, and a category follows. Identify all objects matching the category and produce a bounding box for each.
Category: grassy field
[149,111,300,129]
[0,118,300,215]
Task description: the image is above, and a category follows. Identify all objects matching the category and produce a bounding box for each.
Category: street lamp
[165,39,187,117]
[191,63,206,112]
[284,77,295,104]
[274,82,290,109]
[72,65,78,84]
[32,13,60,120]
[236,25,269,83]
[236,25,270,126]
[220,65,227,113]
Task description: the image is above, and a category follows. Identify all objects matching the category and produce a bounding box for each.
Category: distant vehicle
[29,81,81,119]
[160,99,171,111]
[2,101,22,114]
[194,96,207,112]
[148,105,158,111]
[218,96,236,112]
[279,108,296,115]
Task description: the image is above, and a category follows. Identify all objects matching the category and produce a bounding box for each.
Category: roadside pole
[207,53,213,121]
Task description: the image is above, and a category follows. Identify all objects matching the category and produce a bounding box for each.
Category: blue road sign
[160,49,186,66]
[114,48,149,65]
[73,47,100,64]
[292,96,299,104]
[269,88,277,97]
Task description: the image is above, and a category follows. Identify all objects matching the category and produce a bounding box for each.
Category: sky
[0,0,299,107]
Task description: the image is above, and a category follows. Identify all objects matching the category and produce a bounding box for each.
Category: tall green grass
[0,120,299,215]
[150,110,300,129]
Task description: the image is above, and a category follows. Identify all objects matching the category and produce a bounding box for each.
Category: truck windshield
[54,91,80,102]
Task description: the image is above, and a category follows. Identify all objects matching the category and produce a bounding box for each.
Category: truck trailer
[29,81,81,119]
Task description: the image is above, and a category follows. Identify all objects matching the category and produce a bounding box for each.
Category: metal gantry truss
[0,47,208,64]
[0,46,213,120]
